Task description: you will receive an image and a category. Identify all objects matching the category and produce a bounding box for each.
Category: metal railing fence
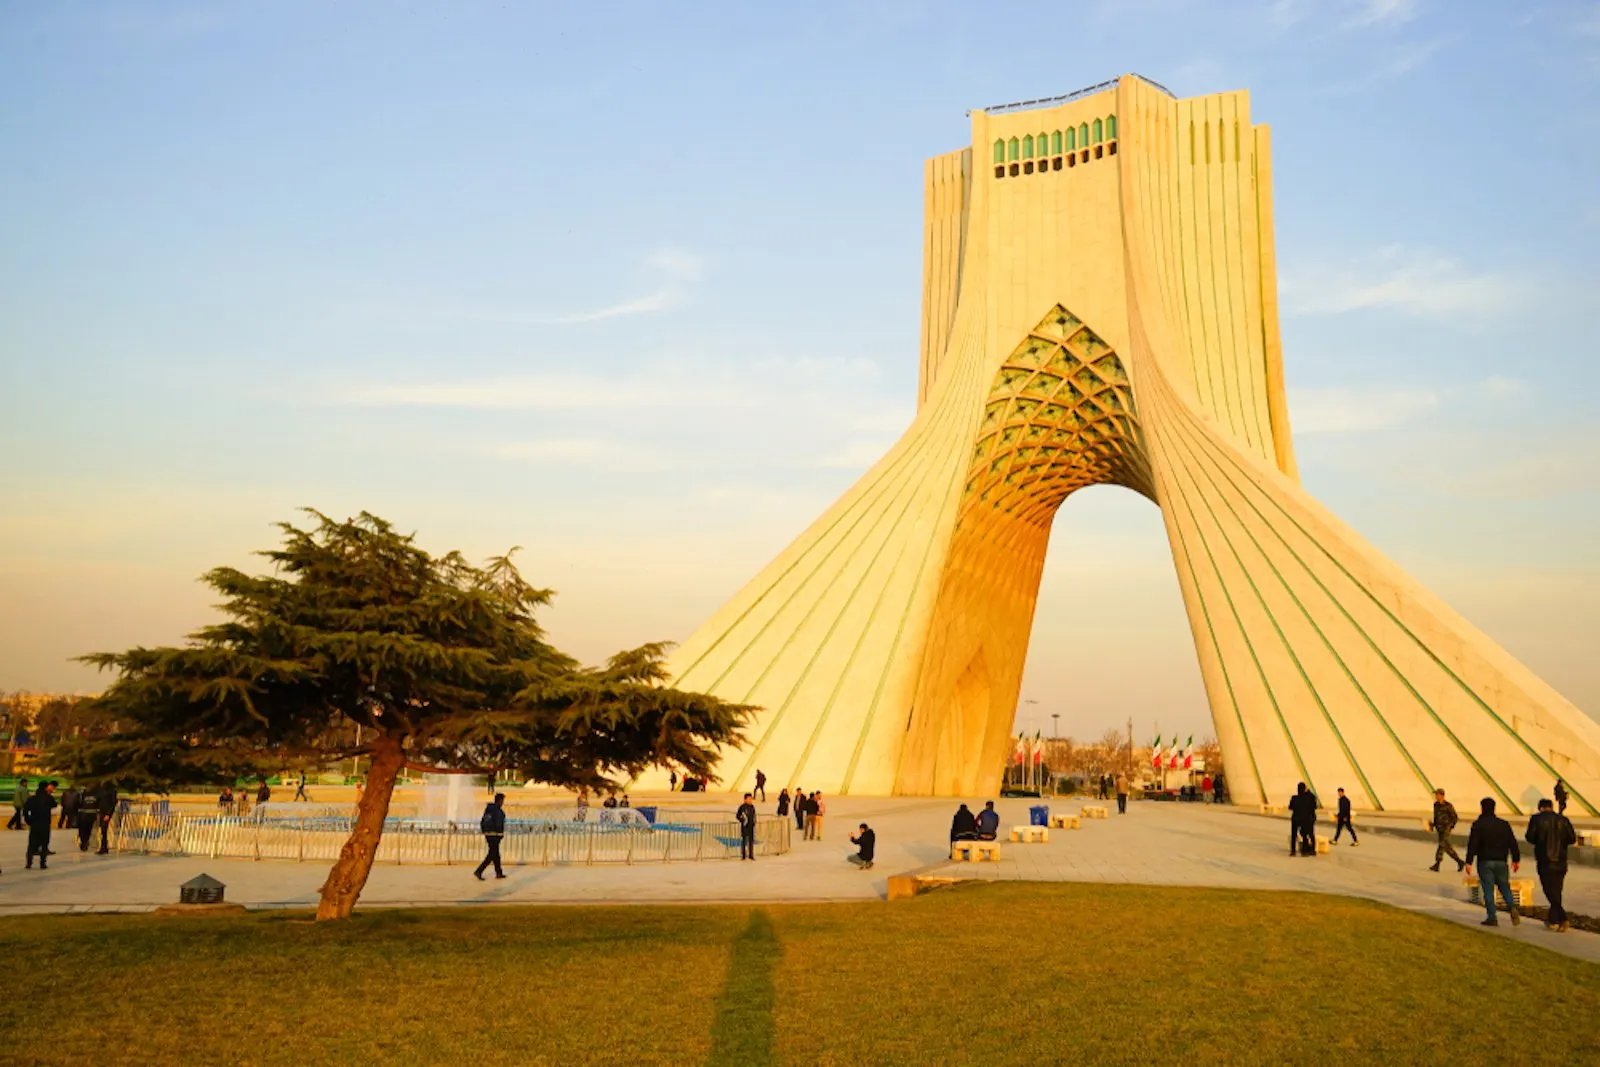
[105,808,790,866]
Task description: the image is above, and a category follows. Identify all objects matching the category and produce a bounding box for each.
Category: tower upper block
[651,75,1600,813]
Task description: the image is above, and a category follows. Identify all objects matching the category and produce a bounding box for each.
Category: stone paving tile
[2,793,1595,963]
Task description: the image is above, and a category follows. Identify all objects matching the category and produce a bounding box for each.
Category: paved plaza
[3,794,1596,963]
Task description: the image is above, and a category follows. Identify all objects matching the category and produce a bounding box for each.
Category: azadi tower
[652,75,1600,813]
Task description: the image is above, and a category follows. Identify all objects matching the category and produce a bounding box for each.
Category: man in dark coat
[1465,796,1521,926]
[24,781,58,869]
[736,793,758,861]
[1553,779,1569,815]
[753,770,767,803]
[76,792,98,851]
[1525,798,1577,931]
[950,803,978,843]
[848,823,875,869]
[1288,783,1313,855]
[474,792,507,881]
[57,786,78,829]
[1332,787,1358,845]
[793,787,807,832]
[93,781,119,854]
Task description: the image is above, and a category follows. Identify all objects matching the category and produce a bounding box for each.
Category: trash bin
[636,805,658,825]
[1029,805,1049,827]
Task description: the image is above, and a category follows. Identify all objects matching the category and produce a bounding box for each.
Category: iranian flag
[1033,730,1044,764]
[1150,734,1163,769]
[1182,735,1195,769]
[1014,731,1026,764]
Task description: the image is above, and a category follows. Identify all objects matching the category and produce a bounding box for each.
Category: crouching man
[848,823,875,870]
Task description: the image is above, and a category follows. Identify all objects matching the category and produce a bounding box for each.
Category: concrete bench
[1464,872,1534,909]
[1259,804,1284,815]
[1079,806,1108,820]
[1009,825,1048,843]
[1049,813,1081,830]
[952,840,1002,862]
[1315,834,1330,855]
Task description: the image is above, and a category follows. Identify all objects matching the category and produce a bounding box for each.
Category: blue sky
[2,0,1597,743]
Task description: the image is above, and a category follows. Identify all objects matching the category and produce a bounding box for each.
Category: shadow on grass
[707,909,781,1067]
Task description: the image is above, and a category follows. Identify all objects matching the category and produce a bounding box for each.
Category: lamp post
[1051,713,1059,738]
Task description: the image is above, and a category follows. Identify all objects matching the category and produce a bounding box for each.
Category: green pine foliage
[46,510,751,792]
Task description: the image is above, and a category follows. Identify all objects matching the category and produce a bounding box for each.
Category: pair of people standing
[1287,783,1318,855]
[791,790,824,839]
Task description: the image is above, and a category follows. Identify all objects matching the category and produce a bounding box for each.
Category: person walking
[1553,779,1568,815]
[1115,773,1130,815]
[1525,798,1577,931]
[1428,788,1465,872]
[293,775,310,802]
[8,776,28,830]
[1332,787,1358,846]
[848,823,876,869]
[753,770,767,803]
[1465,797,1521,926]
[1212,773,1225,805]
[23,781,57,870]
[74,790,99,857]
[256,780,271,806]
[57,786,79,830]
[474,792,507,881]
[776,788,791,819]
[793,787,807,834]
[93,781,118,854]
[1201,775,1213,803]
[737,793,758,861]
[669,770,677,792]
[810,793,826,840]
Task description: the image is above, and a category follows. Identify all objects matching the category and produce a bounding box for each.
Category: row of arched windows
[992,115,1116,166]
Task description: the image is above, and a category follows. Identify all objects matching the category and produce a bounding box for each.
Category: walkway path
[3,794,1595,962]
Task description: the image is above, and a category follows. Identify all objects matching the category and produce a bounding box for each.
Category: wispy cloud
[478,247,704,325]
[1281,246,1527,317]
[1288,377,1527,434]
[1344,0,1418,29]
[337,354,885,412]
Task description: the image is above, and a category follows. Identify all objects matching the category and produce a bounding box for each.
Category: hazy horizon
[3,0,1597,745]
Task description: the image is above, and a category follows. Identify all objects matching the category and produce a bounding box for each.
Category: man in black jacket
[1465,797,1521,926]
[736,793,758,861]
[23,781,58,870]
[474,793,507,881]
[1525,798,1577,931]
[1288,783,1316,856]
[1553,779,1568,815]
[949,803,978,843]
[93,782,118,854]
[1332,788,1358,846]
[848,823,875,869]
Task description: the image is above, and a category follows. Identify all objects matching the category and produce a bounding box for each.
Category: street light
[1051,713,1059,738]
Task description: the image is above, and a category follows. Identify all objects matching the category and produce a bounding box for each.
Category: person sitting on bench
[975,801,1000,841]
[950,803,978,842]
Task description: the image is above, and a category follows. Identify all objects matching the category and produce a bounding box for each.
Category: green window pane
[1022,135,1033,159]
[994,139,1006,164]
[1107,114,1117,139]
[1066,127,1076,150]
[1051,130,1062,154]
[1038,132,1048,156]
[1079,122,1089,146]
[1093,118,1103,143]
[1008,137,1019,161]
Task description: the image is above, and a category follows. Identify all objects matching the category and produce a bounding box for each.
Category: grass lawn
[2,883,1595,1066]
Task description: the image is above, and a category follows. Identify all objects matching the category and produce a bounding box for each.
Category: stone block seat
[1464,872,1535,909]
[1259,804,1284,815]
[1009,825,1048,843]
[952,840,1002,862]
[1315,834,1330,855]
[1050,813,1081,830]
[1079,806,1108,820]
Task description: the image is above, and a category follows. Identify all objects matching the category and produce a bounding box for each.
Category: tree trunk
[315,733,404,921]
